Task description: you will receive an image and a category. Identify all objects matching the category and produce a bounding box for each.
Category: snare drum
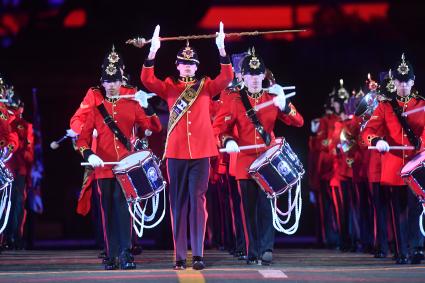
[401,150,425,203]
[113,150,166,202]
[249,143,301,198]
[0,160,13,191]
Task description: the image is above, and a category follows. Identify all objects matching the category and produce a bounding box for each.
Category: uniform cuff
[371,137,383,146]
[144,59,155,67]
[81,148,95,161]
[220,56,231,65]
[144,104,156,116]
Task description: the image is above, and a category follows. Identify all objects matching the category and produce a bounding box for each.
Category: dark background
[1,0,424,248]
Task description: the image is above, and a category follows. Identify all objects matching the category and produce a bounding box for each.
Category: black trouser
[357,181,374,250]
[229,175,246,254]
[97,178,131,258]
[167,158,210,261]
[238,179,274,260]
[372,183,391,254]
[390,186,424,257]
[5,174,26,246]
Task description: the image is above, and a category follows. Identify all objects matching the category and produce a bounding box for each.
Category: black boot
[173,259,187,270]
[104,257,119,270]
[119,249,136,270]
[192,256,205,270]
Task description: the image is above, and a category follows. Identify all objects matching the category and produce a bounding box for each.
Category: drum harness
[240,90,302,234]
[97,102,165,237]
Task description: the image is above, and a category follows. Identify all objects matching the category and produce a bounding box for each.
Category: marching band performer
[76,48,162,270]
[361,54,425,264]
[213,49,303,265]
[140,22,233,270]
[4,94,34,250]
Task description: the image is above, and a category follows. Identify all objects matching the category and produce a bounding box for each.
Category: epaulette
[90,86,101,92]
[412,91,425,100]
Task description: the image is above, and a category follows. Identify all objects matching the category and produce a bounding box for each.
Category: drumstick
[253,92,296,112]
[107,95,136,99]
[0,99,7,103]
[402,106,425,117]
[219,144,266,153]
[263,86,295,91]
[50,135,70,150]
[80,161,123,166]
[368,146,415,150]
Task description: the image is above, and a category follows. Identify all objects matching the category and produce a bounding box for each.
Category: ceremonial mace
[126,29,307,48]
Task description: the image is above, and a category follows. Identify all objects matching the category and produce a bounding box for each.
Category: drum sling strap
[240,89,271,146]
[389,98,421,150]
[97,103,132,151]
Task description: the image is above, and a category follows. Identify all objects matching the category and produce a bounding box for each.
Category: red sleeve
[361,103,386,146]
[205,64,234,97]
[277,103,304,127]
[134,104,162,133]
[75,109,95,157]
[70,88,103,134]
[212,94,237,147]
[140,65,167,99]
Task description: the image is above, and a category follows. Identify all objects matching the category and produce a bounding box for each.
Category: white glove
[225,140,240,153]
[215,21,225,49]
[30,194,44,214]
[150,25,161,53]
[134,90,156,108]
[66,128,78,138]
[268,84,285,96]
[311,119,320,134]
[144,129,153,137]
[273,93,286,111]
[92,129,98,138]
[376,140,390,153]
[88,154,104,167]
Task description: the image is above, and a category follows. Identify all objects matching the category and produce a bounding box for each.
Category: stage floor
[1,249,425,282]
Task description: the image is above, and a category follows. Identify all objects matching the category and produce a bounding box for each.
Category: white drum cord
[419,205,425,237]
[270,180,302,235]
[0,182,12,233]
[128,187,166,237]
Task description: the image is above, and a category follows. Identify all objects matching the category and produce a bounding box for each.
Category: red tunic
[76,97,162,179]
[361,97,425,186]
[316,114,338,182]
[213,91,304,180]
[141,61,233,159]
[8,117,34,176]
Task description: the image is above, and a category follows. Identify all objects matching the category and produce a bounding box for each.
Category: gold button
[404,134,407,137]
[188,111,191,114]
[188,132,192,136]
[188,121,192,124]
[115,120,118,123]
[115,137,118,140]
[256,136,260,139]
[117,146,120,149]
[114,112,117,114]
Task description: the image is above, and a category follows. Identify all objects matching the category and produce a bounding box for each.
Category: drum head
[113,151,151,171]
[249,144,281,170]
[401,150,425,175]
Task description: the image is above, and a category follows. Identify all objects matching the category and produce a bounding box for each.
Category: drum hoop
[401,160,425,176]
[249,144,283,172]
[128,181,167,203]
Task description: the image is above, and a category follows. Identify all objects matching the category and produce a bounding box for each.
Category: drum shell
[402,164,425,203]
[249,145,300,198]
[113,151,166,202]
